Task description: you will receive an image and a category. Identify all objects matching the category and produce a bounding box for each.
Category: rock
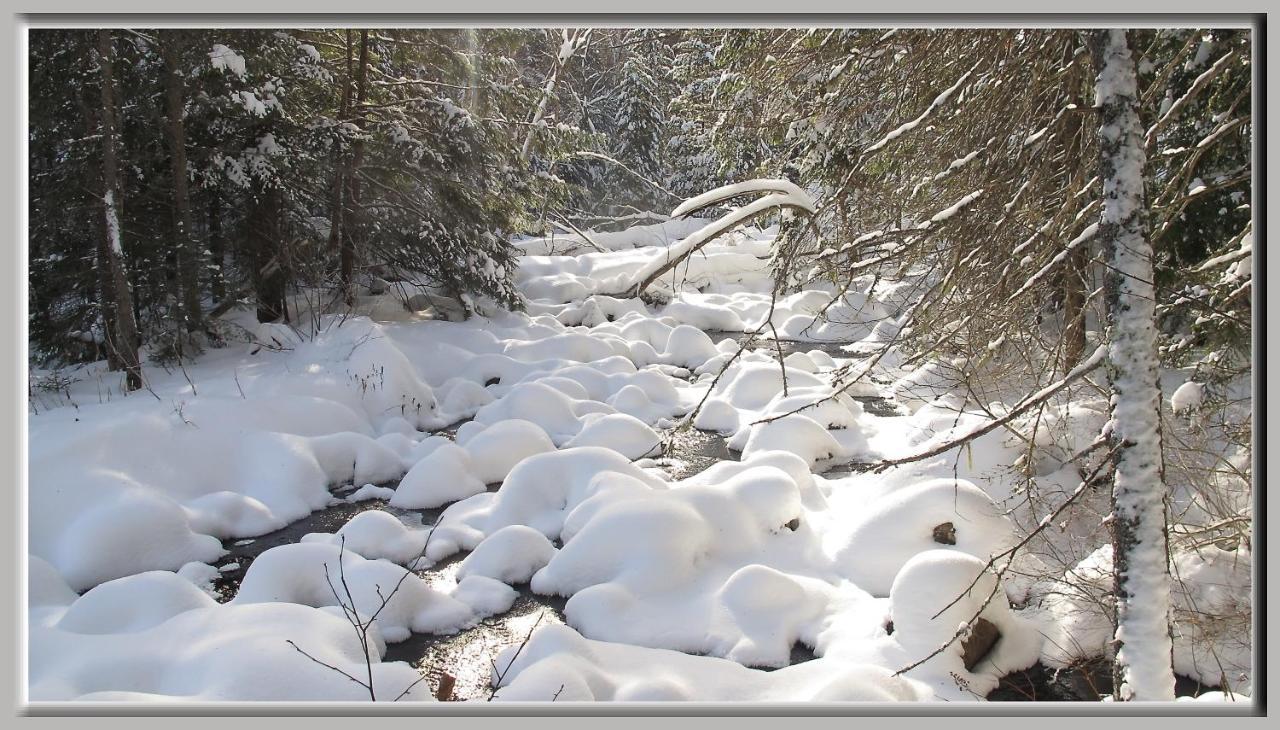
[961,616,1001,671]
[932,521,957,545]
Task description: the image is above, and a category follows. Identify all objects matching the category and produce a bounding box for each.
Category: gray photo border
[4,1,1269,723]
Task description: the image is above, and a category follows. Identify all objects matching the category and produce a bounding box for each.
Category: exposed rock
[960,616,1001,671]
[932,521,957,545]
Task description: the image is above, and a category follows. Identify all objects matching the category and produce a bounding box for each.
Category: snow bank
[492,624,930,702]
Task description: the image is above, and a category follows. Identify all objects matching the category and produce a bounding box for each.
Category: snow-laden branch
[670,178,816,219]
[614,180,816,298]
[1194,224,1252,273]
[861,65,975,157]
[1144,50,1236,148]
[1005,222,1099,303]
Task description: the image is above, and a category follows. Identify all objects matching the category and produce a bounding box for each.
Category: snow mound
[492,624,930,702]
[457,525,559,585]
[56,570,217,635]
[425,447,666,562]
[889,550,1041,695]
[31,600,428,701]
[458,418,557,484]
[693,398,740,434]
[301,509,427,565]
[232,542,475,642]
[835,478,1014,596]
[390,443,486,509]
[564,413,660,459]
[1171,380,1204,414]
[741,414,846,467]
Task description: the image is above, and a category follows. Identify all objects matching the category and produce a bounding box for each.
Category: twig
[487,612,546,701]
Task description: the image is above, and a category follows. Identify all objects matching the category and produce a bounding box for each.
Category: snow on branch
[861,65,975,156]
[618,180,816,298]
[670,178,816,219]
[1005,222,1099,303]
[1144,50,1236,148]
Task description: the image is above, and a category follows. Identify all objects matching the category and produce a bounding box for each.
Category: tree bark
[339,29,369,308]
[161,31,203,333]
[96,30,144,391]
[1089,28,1175,702]
[328,29,353,305]
[1062,41,1090,368]
[208,187,227,301]
[250,182,288,324]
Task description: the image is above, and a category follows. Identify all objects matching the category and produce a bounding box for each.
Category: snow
[492,624,929,702]
[1170,380,1204,414]
[457,418,557,484]
[564,413,660,459]
[834,479,1014,597]
[209,43,247,78]
[27,195,1245,703]
[301,509,427,565]
[888,550,1041,695]
[232,541,485,642]
[457,525,558,584]
[390,443,486,509]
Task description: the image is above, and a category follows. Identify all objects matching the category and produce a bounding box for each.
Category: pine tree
[607,30,670,212]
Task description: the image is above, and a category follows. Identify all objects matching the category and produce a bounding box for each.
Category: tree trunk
[328,29,353,304]
[161,32,203,334]
[1089,28,1175,702]
[339,29,369,308]
[96,30,144,392]
[1062,42,1090,369]
[208,187,227,301]
[250,182,288,324]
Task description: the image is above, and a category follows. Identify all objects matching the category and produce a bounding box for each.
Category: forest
[26,26,1253,706]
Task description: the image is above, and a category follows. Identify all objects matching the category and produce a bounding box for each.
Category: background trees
[28,28,594,364]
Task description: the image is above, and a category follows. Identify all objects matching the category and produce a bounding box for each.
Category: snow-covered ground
[25,220,1250,703]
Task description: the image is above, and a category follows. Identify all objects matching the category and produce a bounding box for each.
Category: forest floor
[26,220,1250,703]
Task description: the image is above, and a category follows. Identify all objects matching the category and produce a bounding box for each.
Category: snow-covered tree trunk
[96,30,144,392]
[1089,28,1176,701]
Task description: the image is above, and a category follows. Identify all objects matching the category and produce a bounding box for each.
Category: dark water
[988,658,1222,702]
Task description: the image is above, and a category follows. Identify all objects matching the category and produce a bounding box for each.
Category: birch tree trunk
[162,32,203,335]
[1089,27,1176,702]
[96,30,144,392]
